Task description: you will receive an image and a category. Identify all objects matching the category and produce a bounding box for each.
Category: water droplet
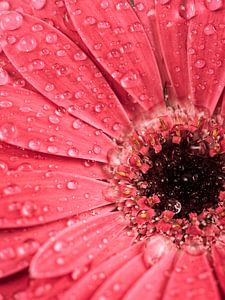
[0,68,9,85]
[0,122,17,140]
[21,201,37,217]
[179,0,196,19]
[120,70,140,88]
[100,0,109,9]
[32,23,43,32]
[93,144,102,154]
[31,0,46,10]
[45,83,55,92]
[97,21,111,29]
[45,32,58,44]
[0,160,8,173]
[185,239,205,255]
[67,180,78,190]
[204,0,223,11]
[159,0,171,4]
[94,102,104,113]
[0,1,10,11]
[48,115,60,124]
[32,59,45,70]
[115,2,129,10]
[129,22,143,32]
[0,99,12,107]
[47,146,58,153]
[84,16,96,25]
[194,59,206,69]
[204,24,216,35]
[144,236,170,267]
[56,49,67,57]
[17,35,37,52]
[3,184,21,196]
[73,50,87,61]
[28,139,41,150]
[72,119,83,129]
[68,148,79,157]
[0,11,23,31]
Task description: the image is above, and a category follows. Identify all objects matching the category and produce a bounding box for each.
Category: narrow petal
[60,243,143,300]
[187,2,225,114]
[163,251,220,300]
[0,170,110,228]
[133,0,169,86]
[0,270,29,299]
[0,85,113,162]
[123,245,176,300]
[7,0,88,48]
[91,254,146,300]
[65,0,164,110]
[212,240,225,295]
[30,213,126,278]
[0,12,131,138]
[0,217,77,278]
[155,1,189,104]
[0,142,107,180]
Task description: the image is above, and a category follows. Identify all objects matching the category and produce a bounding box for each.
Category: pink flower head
[0,0,225,299]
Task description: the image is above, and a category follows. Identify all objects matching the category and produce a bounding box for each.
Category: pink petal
[0,85,113,162]
[0,141,107,180]
[155,1,189,104]
[0,170,110,228]
[7,0,88,49]
[30,213,126,278]
[188,2,225,114]
[60,242,143,300]
[133,0,169,87]
[163,251,220,300]
[0,217,78,278]
[0,12,131,138]
[123,242,176,300]
[65,0,164,110]
[0,51,36,90]
[91,254,146,300]
[212,240,225,294]
[0,270,29,299]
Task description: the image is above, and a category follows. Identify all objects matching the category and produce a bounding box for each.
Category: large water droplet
[204,0,223,11]
[17,35,37,52]
[31,0,46,10]
[28,139,41,151]
[0,68,9,85]
[120,70,140,88]
[204,24,216,35]
[0,11,23,31]
[0,1,10,11]
[73,50,87,61]
[194,59,206,69]
[0,122,17,140]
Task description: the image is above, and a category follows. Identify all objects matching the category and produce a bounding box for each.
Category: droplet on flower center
[107,111,225,246]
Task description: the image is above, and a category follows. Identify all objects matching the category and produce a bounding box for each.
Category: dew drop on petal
[67,180,78,190]
[204,24,216,35]
[93,144,102,154]
[17,35,37,52]
[28,139,41,151]
[31,0,46,10]
[32,59,45,70]
[204,0,223,11]
[194,59,206,69]
[47,146,58,154]
[0,68,9,85]
[3,184,21,196]
[0,11,23,31]
[0,160,8,174]
[0,1,10,11]
[73,50,87,61]
[0,122,17,140]
[100,0,109,9]
[120,70,140,88]
[45,32,58,44]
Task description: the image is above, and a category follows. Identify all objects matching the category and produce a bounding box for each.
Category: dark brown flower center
[138,130,225,219]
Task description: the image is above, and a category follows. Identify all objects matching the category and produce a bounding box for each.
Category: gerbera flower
[0,0,225,299]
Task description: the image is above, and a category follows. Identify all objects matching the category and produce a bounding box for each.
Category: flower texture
[0,0,225,299]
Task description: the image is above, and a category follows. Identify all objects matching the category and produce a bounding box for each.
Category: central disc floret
[107,110,225,247]
[140,131,225,218]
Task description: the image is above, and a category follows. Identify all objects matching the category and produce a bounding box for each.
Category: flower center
[139,130,225,219]
[106,110,225,247]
